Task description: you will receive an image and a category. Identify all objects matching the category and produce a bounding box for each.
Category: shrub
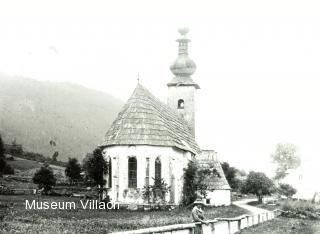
[33,165,56,193]
[142,178,170,204]
[281,200,320,220]
[3,164,14,175]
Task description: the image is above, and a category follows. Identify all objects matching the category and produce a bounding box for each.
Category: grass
[7,158,42,171]
[240,217,320,234]
[0,195,249,233]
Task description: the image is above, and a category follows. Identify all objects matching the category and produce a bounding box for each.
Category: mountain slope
[0,74,123,161]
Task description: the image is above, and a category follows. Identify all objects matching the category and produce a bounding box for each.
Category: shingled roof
[100,84,201,154]
[196,150,231,190]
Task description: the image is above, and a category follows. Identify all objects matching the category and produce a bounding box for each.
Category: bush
[3,164,14,175]
[281,200,320,220]
[142,178,170,204]
[33,165,56,193]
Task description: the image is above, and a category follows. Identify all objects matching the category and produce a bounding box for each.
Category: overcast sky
[1,0,320,176]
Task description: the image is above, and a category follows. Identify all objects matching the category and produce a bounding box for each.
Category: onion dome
[170,28,196,77]
[168,28,199,89]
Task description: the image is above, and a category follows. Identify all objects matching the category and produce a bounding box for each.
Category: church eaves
[100,83,201,155]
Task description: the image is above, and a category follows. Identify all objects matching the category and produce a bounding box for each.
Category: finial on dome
[178,27,189,36]
[170,28,196,77]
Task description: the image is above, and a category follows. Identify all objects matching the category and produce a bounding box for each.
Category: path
[233,198,269,215]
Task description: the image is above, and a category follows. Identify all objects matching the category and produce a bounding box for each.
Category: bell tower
[167,28,200,138]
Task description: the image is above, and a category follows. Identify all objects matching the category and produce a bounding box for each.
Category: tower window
[128,157,137,188]
[178,99,184,109]
[155,157,161,181]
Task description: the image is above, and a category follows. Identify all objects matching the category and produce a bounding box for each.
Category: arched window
[155,157,161,181]
[178,99,184,109]
[128,157,137,188]
[106,156,112,188]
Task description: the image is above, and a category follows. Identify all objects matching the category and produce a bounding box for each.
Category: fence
[112,209,283,234]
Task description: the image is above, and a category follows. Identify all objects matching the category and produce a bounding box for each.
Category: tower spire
[167,28,200,138]
[168,28,199,89]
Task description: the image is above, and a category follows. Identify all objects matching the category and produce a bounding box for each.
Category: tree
[83,148,108,188]
[33,165,56,193]
[51,151,59,162]
[65,158,82,184]
[0,134,15,176]
[182,160,219,205]
[182,160,198,205]
[221,162,242,190]
[271,143,301,180]
[0,134,7,176]
[278,183,297,199]
[241,171,275,203]
[0,134,4,158]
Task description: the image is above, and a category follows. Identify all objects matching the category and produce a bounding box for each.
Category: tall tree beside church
[271,143,301,180]
[182,160,198,205]
[83,148,108,188]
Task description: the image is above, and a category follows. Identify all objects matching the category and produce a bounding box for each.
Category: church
[99,28,231,206]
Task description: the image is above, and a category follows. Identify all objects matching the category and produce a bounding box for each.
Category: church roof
[196,150,231,190]
[100,83,201,154]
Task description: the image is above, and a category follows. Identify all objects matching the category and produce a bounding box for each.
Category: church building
[99,28,231,206]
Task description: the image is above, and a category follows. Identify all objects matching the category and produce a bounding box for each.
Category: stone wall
[111,209,283,234]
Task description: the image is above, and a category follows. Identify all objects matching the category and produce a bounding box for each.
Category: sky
[0,0,320,176]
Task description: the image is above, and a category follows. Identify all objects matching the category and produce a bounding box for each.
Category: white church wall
[102,145,191,204]
[205,190,231,206]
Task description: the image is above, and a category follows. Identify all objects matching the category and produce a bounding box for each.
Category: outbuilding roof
[100,83,201,154]
[197,150,231,190]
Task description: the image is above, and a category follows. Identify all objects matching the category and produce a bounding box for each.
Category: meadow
[240,217,320,234]
[0,195,249,233]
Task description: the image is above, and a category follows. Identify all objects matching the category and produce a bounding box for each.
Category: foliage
[241,171,275,203]
[221,162,242,190]
[0,134,4,158]
[0,134,6,176]
[281,200,320,220]
[51,151,59,162]
[0,134,14,176]
[182,160,198,205]
[3,164,14,175]
[142,178,171,204]
[32,165,56,193]
[0,158,6,176]
[182,160,220,205]
[65,158,82,183]
[82,148,108,188]
[271,143,301,180]
[278,183,297,198]
[196,168,214,198]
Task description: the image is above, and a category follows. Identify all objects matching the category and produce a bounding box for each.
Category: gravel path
[233,198,270,215]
